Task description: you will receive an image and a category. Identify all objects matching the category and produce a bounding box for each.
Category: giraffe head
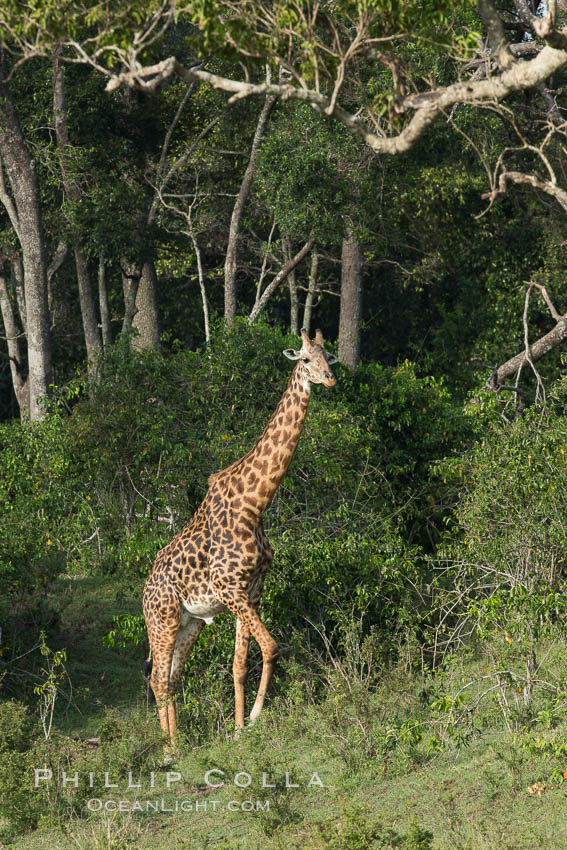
[283,328,337,387]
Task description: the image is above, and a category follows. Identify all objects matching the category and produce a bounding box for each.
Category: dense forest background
[4,2,567,847]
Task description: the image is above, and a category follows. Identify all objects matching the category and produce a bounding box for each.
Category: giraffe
[142,328,337,750]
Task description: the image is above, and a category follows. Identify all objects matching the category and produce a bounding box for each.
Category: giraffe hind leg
[143,586,180,752]
[233,618,251,731]
[147,642,176,751]
[144,655,153,684]
[166,614,205,745]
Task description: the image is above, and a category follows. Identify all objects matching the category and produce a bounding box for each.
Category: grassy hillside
[4,332,567,848]
[3,574,567,850]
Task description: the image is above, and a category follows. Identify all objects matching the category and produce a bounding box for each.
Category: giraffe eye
[302,358,310,363]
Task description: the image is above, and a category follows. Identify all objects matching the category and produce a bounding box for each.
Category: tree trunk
[225,83,277,323]
[0,75,52,420]
[132,260,160,349]
[282,234,299,335]
[53,46,102,374]
[121,261,141,335]
[141,88,216,349]
[0,272,29,415]
[493,317,567,386]
[186,203,210,344]
[98,257,112,349]
[11,255,26,334]
[302,245,319,334]
[338,229,363,369]
[73,247,102,373]
[47,241,68,315]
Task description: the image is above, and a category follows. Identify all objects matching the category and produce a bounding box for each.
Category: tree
[53,45,102,374]
[442,3,567,391]
[254,100,374,348]
[224,75,277,322]
[57,0,567,378]
[247,236,315,324]
[338,228,363,369]
[132,262,160,349]
[4,1,567,169]
[2,0,567,395]
[22,1,561,161]
[0,270,27,414]
[0,70,52,420]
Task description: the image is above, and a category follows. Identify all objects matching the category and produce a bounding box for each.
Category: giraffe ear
[326,353,338,365]
[282,348,302,360]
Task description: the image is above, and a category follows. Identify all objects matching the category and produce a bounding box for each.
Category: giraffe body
[143,329,337,749]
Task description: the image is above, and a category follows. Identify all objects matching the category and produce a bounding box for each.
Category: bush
[0,702,162,840]
[0,418,70,596]
[437,399,567,646]
[430,388,567,724]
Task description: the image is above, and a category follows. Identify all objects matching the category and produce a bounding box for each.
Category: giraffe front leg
[233,619,250,731]
[248,574,275,724]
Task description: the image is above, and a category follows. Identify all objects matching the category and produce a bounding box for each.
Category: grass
[37,574,147,737]
[3,575,567,849]
[7,727,567,849]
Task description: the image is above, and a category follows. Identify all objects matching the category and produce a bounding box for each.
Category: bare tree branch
[528,281,562,322]
[248,237,315,325]
[519,282,546,403]
[485,170,567,213]
[147,80,199,228]
[79,28,567,157]
[0,153,20,238]
[492,289,567,388]
[47,241,68,285]
[167,48,567,156]
[225,66,277,322]
[0,273,28,414]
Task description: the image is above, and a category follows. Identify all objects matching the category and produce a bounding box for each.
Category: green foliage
[0,699,37,754]
[316,805,435,849]
[6,322,468,744]
[0,701,161,841]
[191,0,479,80]
[424,387,567,736]
[255,103,372,243]
[318,805,390,849]
[73,323,469,718]
[33,631,70,740]
[0,323,471,738]
[438,393,567,646]
[0,416,70,596]
[4,4,567,845]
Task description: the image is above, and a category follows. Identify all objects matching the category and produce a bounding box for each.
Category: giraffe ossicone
[142,328,337,751]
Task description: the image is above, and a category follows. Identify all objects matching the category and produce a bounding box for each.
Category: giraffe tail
[143,654,153,681]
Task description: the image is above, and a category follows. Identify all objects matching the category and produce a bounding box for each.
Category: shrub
[0,702,162,840]
[436,400,567,647]
[431,388,567,723]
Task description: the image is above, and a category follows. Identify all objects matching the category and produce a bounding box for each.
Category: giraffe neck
[229,364,311,517]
